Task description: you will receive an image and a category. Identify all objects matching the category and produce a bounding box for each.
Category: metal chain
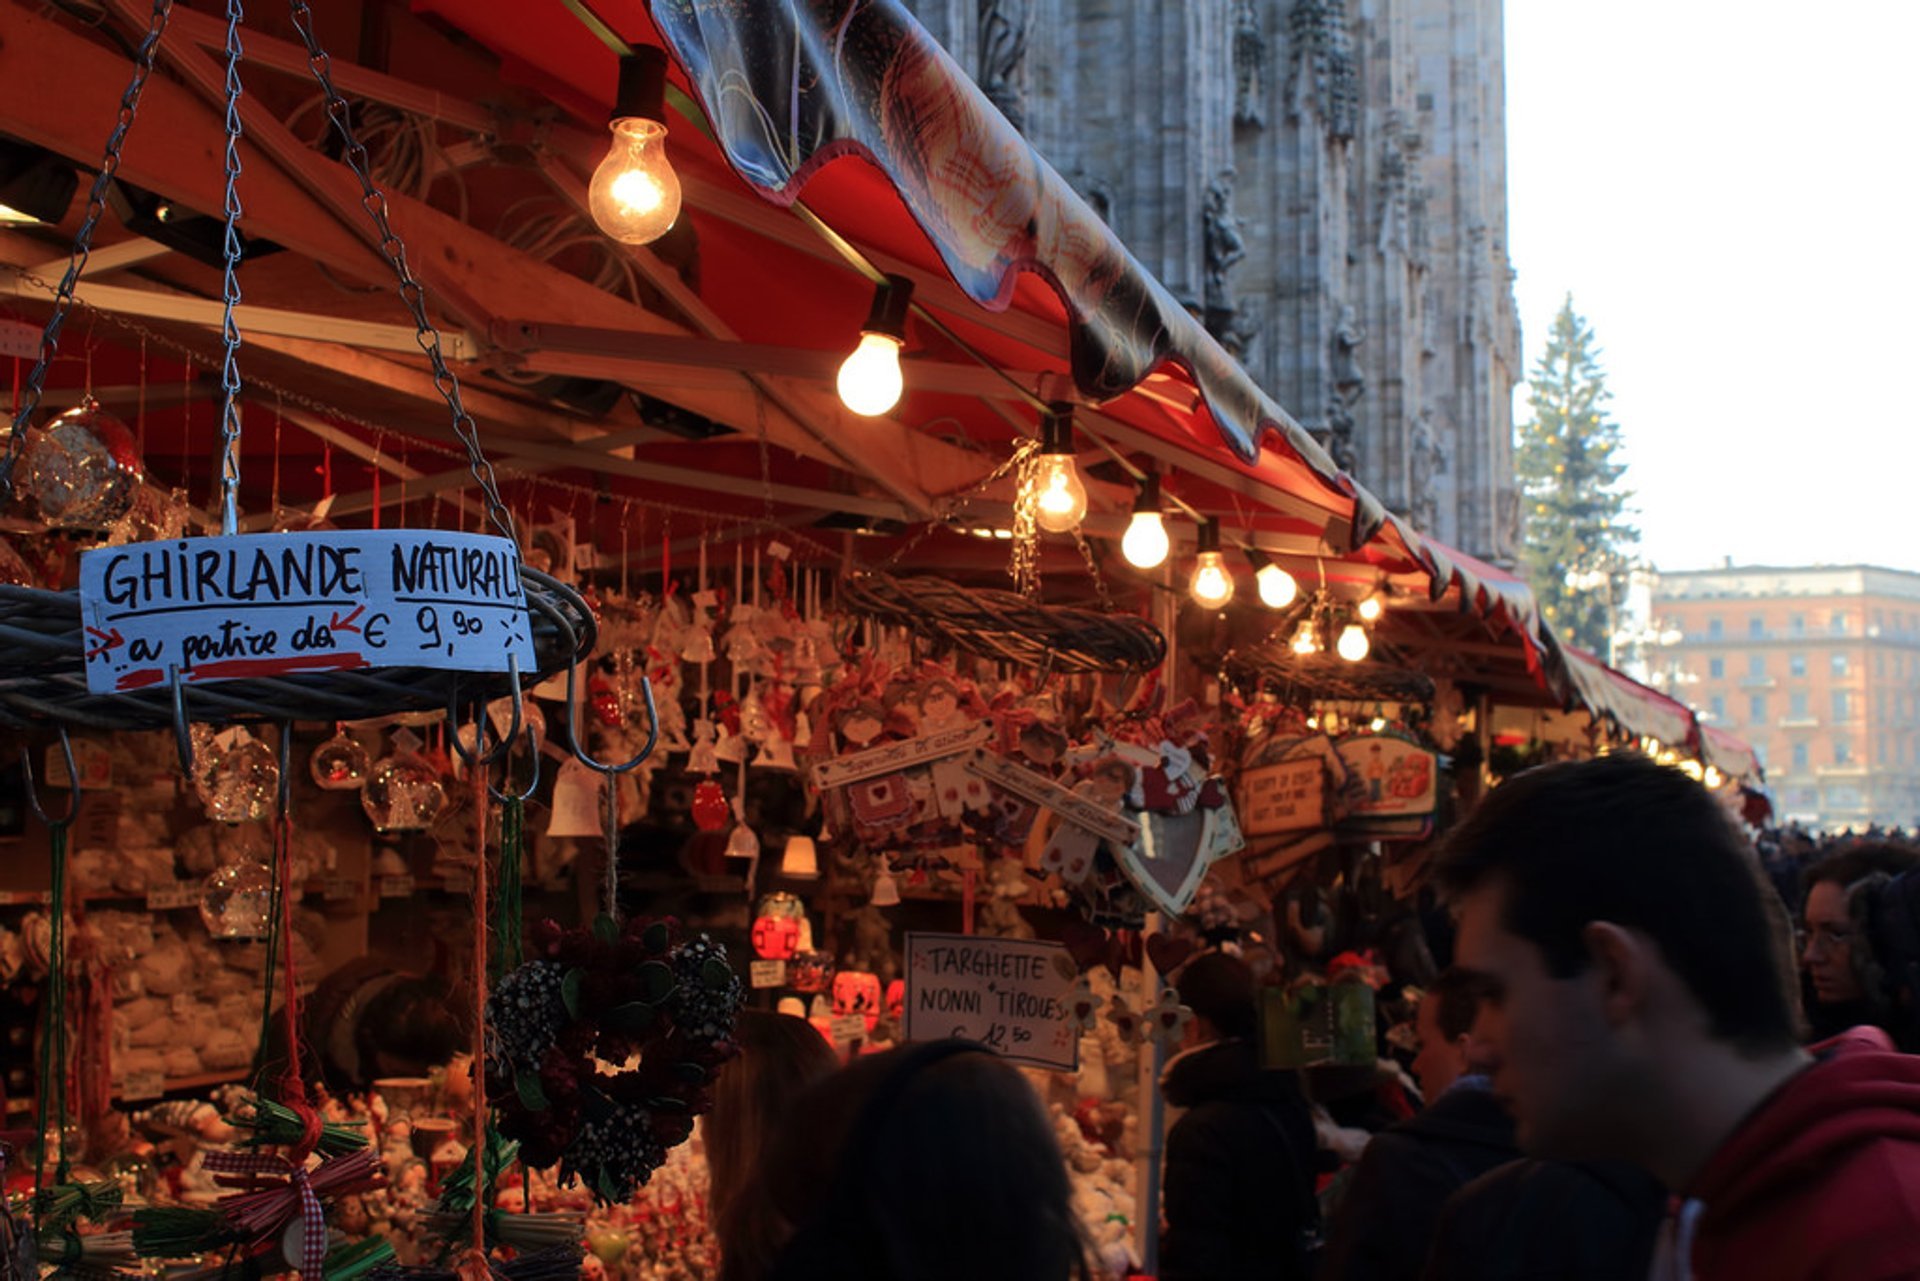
[1011,447,1040,599]
[285,0,516,544]
[881,436,1037,570]
[216,0,247,535]
[0,0,175,504]
[1071,526,1116,612]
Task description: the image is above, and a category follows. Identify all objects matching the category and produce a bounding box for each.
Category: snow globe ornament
[21,397,143,529]
[362,729,447,833]
[309,728,371,791]
[200,859,274,939]
[197,729,279,824]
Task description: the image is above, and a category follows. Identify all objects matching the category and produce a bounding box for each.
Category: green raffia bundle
[325,1237,398,1281]
[225,1096,368,1157]
[32,1180,121,1232]
[37,1227,137,1270]
[431,1131,518,1217]
[424,1210,585,1254]
[129,1206,241,1259]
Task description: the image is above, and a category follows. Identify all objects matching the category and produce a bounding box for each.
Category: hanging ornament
[691,778,730,831]
[309,728,371,791]
[199,859,274,939]
[197,728,279,824]
[750,892,807,960]
[21,398,143,529]
[361,729,448,833]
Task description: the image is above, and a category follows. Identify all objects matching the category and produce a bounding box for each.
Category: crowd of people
[690,755,1920,1280]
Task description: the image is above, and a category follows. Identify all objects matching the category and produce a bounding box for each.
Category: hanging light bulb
[1030,403,1088,533]
[587,48,683,245]
[837,274,914,416]
[1121,471,1170,568]
[1290,618,1321,656]
[1337,622,1371,662]
[1189,518,1234,608]
[1245,548,1299,609]
[1357,592,1385,623]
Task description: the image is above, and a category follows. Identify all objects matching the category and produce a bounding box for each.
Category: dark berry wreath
[485,915,742,1205]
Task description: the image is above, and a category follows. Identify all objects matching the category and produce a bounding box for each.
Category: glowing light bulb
[1290,621,1320,655]
[1337,623,1371,662]
[836,332,905,416]
[1190,551,1234,608]
[1357,594,1384,622]
[1122,509,1170,568]
[1704,766,1724,789]
[1370,716,1387,732]
[588,118,682,244]
[1256,562,1299,609]
[1034,453,1088,533]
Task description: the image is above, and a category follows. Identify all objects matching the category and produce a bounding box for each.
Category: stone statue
[1203,173,1247,340]
[978,0,1030,133]
[1317,398,1358,473]
[1408,408,1448,532]
[1232,0,1267,127]
[1285,0,1358,141]
[1331,304,1367,404]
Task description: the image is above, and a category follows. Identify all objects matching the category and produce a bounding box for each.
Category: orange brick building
[1652,565,1920,830]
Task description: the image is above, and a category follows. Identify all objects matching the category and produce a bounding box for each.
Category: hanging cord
[214,0,247,535]
[492,796,524,982]
[464,766,490,1279]
[0,0,174,504]
[22,734,81,1221]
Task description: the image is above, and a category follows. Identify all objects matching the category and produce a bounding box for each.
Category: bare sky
[1504,1,1920,575]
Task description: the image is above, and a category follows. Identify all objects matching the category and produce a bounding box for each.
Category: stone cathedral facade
[904,0,1523,563]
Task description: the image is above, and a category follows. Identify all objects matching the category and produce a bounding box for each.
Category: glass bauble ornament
[21,398,143,529]
[197,731,279,824]
[309,730,371,791]
[199,860,274,939]
[362,733,447,833]
[690,779,730,832]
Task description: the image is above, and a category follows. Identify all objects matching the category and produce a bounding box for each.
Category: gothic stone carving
[977,0,1030,133]
[1284,0,1358,142]
[1233,0,1267,128]
[1409,407,1449,532]
[1203,172,1248,343]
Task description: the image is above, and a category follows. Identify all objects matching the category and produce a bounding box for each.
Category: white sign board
[809,721,994,790]
[78,532,534,694]
[904,932,1078,1071]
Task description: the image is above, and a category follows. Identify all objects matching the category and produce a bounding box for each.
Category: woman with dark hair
[708,1012,837,1281]
[1800,841,1920,1040]
[729,1040,1091,1281]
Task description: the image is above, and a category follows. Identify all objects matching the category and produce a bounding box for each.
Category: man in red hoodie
[1437,753,1920,1281]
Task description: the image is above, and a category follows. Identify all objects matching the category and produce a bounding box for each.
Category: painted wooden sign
[808,720,994,790]
[963,750,1140,844]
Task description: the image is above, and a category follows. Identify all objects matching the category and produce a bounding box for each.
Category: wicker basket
[840,573,1165,673]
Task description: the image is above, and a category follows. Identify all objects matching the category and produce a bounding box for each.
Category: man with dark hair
[1159,951,1319,1281]
[1800,840,1920,1040]
[1437,754,1920,1281]
[1319,969,1514,1281]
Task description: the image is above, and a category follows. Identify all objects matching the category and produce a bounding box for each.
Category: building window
[1831,651,1850,677]
[1793,742,1809,771]
[1750,694,1767,724]
[1789,613,1806,636]
[1748,653,1766,678]
[1878,652,1887,677]
[1710,695,1726,722]
[1833,690,1852,722]
[1748,616,1765,638]
[1708,657,1725,679]
[1789,653,1807,677]
[1791,691,1810,720]
[1836,739,1853,766]
[1707,617,1724,638]
[1831,611,1851,635]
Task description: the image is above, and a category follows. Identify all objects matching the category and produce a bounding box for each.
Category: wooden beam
[33,236,171,280]
[270,405,491,525]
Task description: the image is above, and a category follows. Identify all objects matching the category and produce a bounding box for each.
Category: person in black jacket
[1420,1157,1667,1281]
[1318,969,1513,1281]
[1159,952,1320,1281]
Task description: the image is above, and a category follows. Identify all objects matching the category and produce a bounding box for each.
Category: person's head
[745,1041,1088,1281]
[1800,841,1920,1005]
[357,978,469,1083]
[1436,754,1799,1161]
[1410,968,1499,1101]
[709,1011,838,1261]
[1174,951,1256,1046]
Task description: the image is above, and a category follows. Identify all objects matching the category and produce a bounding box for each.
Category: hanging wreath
[485,916,742,1205]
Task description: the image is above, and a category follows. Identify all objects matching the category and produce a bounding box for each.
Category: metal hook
[487,723,543,803]
[447,655,525,768]
[168,665,196,782]
[564,658,659,776]
[20,725,81,831]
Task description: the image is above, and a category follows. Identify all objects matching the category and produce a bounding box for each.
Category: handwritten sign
[1335,735,1437,818]
[146,880,204,911]
[377,875,415,898]
[809,721,994,790]
[78,531,534,694]
[322,877,362,902]
[120,1071,166,1102]
[829,1014,870,1047]
[749,960,789,989]
[904,932,1078,1072]
[964,751,1140,844]
[1239,757,1326,835]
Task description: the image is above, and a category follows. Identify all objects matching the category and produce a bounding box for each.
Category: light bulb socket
[1040,402,1076,455]
[612,47,670,125]
[861,273,916,340]
[1132,470,1161,514]
[1244,545,1271,573]
[1196,517,1222,556]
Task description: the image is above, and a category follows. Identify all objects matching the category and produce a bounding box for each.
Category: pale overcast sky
[1504,1,1920,575]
